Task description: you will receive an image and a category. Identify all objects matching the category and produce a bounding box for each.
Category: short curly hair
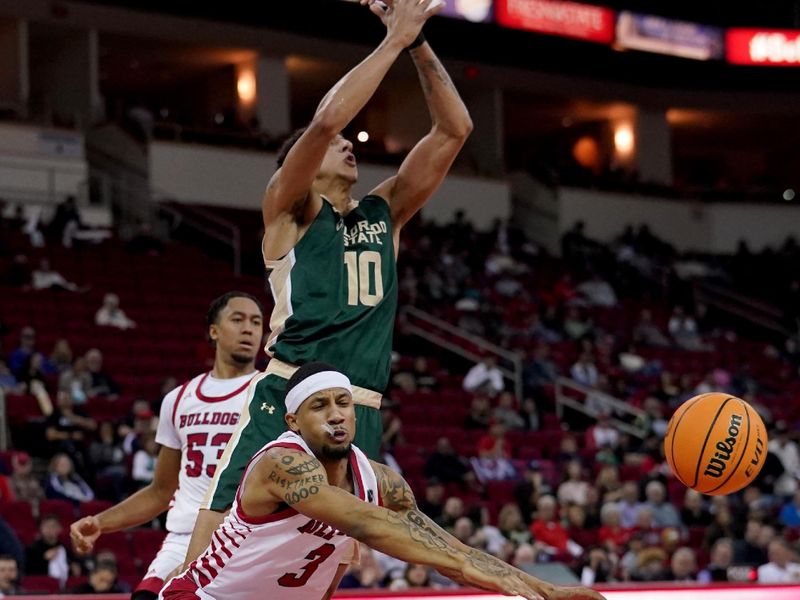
[276,127,308,168]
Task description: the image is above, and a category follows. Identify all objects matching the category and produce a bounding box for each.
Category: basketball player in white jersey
[161,363,605,600]
[70,291,264,600]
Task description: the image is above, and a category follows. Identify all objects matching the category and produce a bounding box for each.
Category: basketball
[664,393,768,496]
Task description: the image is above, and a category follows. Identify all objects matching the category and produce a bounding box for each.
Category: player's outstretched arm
[262,0,437,241]
[363,1,472,232]
[370,462,607,600]
[70,447,181,554]
[246,448,540,600]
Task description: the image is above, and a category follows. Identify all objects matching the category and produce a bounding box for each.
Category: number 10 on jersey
[344,250,383,307]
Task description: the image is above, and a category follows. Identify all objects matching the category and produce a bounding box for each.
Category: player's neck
[315,177,355,215]
[320,457,352,492]
[211,357,254,379]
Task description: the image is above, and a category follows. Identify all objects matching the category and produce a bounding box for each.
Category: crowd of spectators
[3,203,800,592]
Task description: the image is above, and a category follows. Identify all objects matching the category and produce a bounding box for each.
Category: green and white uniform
[204,195,397,511]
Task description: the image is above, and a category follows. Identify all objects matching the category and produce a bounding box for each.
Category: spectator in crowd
[557,460,591,507]
[45,454,94,504]
[579,547,616,586]
[71,562,125,594]
[340,544,386,589]
[49,339,73,374]
[585,412,620,450]
[705,505,736,548]
[668,307,704,351]
[424,437,472,486]
[45,391,96,463]
[519,397,540,431]
[463,394,492,430]
[597,502,631,555]
[595,466,623,504]
[564,307,594,341]
[632,310,670,347]
[570,352,599,388]
[523,343,558,397]
[0,520,23,579]
[131,432,157,488]
[757,539,800,583]
[87,421,127,501]
[25,515,79,583]
[466,505,508,557]
[7,326,37,378]
[8,451,44,509]
[380,401,403,451]
[497,503,531,547]
[641,397,668,438]
[617,482,643,529]
[417,479,445,521]
[0,360,20,394]
[680,489,713,527]
[48,195,82,247]
[779,490,800,528]
[698,538,734,583]
[94,293,136,330]
[0,467,12,503]
[31,259,84,292]
[477,420,512,459]
[643,481,681,529]
[577,273,618,308]
[410,357,439,391]
[463,356,504,396]
[0,555,21,597]
[85,349,120,398]
[436,496,465,532]
[397,563,433,590]
[667,547,697,582]
[770,421,800,497]
[630,547,668,582]
[734,519,771,565]
[529,495,582,558]
[492,392,525,430]
[58,357,92,405]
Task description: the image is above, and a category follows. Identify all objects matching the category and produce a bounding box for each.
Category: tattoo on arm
[265,450,326,505]
[412,55,456,98]
[376,464,416,511]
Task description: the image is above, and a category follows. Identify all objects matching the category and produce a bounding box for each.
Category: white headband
[285,371,353,414]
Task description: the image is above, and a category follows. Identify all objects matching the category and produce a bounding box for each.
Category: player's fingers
[422,0,444,17]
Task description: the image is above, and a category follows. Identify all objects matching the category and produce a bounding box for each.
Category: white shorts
[136,532,191,595]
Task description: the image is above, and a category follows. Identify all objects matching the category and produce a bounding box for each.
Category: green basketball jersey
[264,195,397,392]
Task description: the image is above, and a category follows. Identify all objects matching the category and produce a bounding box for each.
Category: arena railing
[555,377,648,438]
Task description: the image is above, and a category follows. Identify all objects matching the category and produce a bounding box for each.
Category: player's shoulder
[159,373,204,411]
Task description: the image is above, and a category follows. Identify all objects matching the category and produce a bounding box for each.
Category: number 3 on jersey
[344,250,383,307]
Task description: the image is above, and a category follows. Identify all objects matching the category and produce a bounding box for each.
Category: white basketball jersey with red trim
[155,371,256,534]
[186,431,380,600]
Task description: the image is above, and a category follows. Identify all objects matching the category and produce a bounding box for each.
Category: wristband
[407,32,426,51]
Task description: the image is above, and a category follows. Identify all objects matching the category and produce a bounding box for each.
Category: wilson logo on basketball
[703,413,743,479]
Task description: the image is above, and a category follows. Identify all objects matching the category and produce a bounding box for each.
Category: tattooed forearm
[385,509,456,554]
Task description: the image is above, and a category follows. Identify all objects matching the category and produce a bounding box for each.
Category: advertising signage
[495,0,615,44]
[727,28,800,66]
[616,11,724,60]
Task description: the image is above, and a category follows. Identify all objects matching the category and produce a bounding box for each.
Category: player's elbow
[456,113,474,140]
[309,111,341,140]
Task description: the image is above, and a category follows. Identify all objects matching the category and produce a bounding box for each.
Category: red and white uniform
[136,371,256,595]
[160,431,380,600]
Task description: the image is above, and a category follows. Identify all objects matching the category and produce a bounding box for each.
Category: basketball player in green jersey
[181,0,472,569]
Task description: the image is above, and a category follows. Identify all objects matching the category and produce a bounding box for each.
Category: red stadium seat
[66,575,88,591]
[79,500,114,517]
[21,575,61,593]
[39,499,76,529]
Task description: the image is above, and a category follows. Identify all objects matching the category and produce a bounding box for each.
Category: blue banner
[616,10,724,61]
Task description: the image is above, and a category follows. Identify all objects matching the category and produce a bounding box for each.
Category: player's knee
[131,590,159,600]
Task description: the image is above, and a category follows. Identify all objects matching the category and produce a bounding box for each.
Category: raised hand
[360,0,443,47]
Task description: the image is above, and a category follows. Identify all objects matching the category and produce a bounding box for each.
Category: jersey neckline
[195,371,256,403]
